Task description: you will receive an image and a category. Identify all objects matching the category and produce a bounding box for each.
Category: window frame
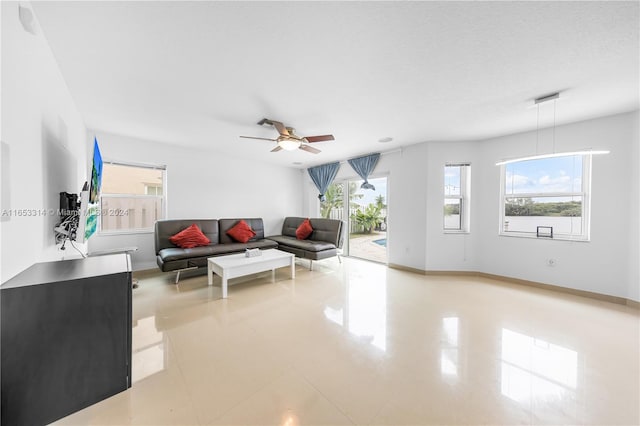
[144,183,163,196]
[443,163,471,233]
[498,154,591,241]
[99,161,167,235]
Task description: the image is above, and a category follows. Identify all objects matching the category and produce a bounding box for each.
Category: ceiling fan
[240,118,335,154]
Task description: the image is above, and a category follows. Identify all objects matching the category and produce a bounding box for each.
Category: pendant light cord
[552,99,557,154]
[536,104,540,155]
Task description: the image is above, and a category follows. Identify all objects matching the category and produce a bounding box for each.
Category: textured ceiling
[30,1,639,168]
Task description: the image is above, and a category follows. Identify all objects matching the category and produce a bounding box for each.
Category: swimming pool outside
[349,231,387,263]
[373,238,387,247]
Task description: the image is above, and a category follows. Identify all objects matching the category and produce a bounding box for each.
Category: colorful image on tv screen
[84,204,99,240]
[89,138,103,204]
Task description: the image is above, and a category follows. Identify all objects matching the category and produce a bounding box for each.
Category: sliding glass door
[347,177,387,263]
[320,177,388,263]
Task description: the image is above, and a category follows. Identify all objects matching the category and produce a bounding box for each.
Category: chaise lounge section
[266,217,345,270]
[155,218,277,283]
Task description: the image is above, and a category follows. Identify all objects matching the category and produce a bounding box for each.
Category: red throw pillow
[296,218,313,240]
[226,220,256,243]
[169,224,210,249]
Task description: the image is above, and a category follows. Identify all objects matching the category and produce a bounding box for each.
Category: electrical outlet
[547,259,556,267]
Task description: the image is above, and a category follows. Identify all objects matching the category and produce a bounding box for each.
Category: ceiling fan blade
[240,136,277,141]
[304,135,335,143]
[271,146,283,152]
[299,144,321,154]
[270,120,290,137]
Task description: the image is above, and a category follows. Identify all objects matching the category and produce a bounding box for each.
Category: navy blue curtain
[348,153,380,190]
[307,162,340,202]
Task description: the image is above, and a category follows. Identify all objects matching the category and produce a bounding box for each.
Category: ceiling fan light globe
[278,138,301,151]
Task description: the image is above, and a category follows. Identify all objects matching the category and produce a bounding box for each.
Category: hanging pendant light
[495,150,610,166]
[495,92,610,166]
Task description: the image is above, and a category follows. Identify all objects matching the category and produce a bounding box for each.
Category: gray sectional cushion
[155,219,219,252]
[218,218,266,244]
[280,217,344,248]
[157,255,207,272]
[281,217,304,238]
[158,238,277,262]
[158,246,218,262]
[309,219,343,248]
[266,217,344,262]
[267,235,336,252]
[209,239,277,253]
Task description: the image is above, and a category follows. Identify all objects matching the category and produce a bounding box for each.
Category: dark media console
[1,254,132,426]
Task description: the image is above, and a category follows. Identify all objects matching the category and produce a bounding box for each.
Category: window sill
[443,230,470,235]
[499,232,589,242]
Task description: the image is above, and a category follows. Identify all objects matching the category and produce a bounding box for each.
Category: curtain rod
[304,148,403,169]
[335,147,403,165]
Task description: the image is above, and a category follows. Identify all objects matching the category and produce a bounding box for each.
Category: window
[144,184,162,196]
[100,162,166,233]
[444,163,470,232]
[500,154,590,240]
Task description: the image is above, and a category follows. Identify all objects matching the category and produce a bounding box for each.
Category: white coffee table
[207,249,295,298]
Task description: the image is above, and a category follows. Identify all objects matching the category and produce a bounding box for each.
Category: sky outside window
[505,156,582,196]
[445,166,461,196]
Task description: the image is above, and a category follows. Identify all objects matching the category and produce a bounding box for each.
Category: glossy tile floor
[55,257,639,425]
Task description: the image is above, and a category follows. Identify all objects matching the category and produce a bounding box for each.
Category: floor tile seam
[163,331,207,426]
[361,393,393,426]
[291,364,359,425]
[206,368,293,423]
[365,396,403,426]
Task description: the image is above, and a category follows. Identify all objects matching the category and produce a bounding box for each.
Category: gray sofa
[267,217,345,270]
[155,218,277,282]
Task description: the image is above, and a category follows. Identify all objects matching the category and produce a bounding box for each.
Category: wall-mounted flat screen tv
[77,138,103,243]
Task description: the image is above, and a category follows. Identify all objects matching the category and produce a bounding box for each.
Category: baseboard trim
[626,298,640,309]
[387,264,638,309]
[388,263,427,275]
[475,272,630,306]
[424,270,478,277]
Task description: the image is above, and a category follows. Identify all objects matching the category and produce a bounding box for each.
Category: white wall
[424,141,480,272]
[1,2,87,283]
[303,111,639,301]
[477,111,637,300]
[384,146,429,270]
[628,111,639,302]
[88,131,303,271]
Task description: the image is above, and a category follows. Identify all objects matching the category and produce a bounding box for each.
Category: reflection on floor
[53,257,639,425]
